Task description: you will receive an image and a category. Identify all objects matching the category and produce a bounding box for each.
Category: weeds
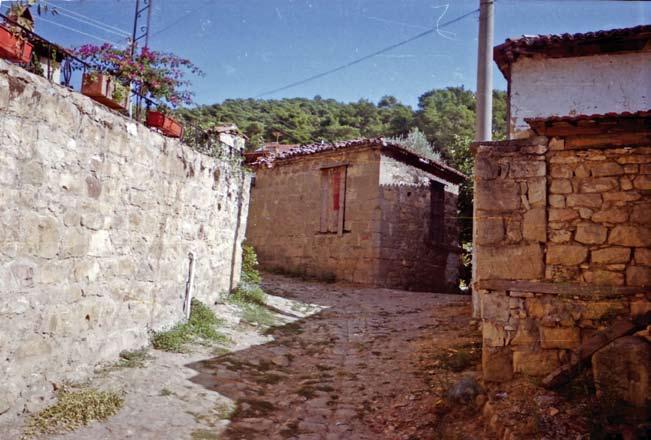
[152,299,228,352]
[24,387,124,437]
[433,342,481,372]
[116,348,151,368]
[228,245,276,326]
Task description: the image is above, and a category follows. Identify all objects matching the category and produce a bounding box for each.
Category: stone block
[580,177,619,193]
[475,157,498,179]
[547,244,588,265]
[88,231,113,257]
[633,175,651,190]
[510,160,546,178]
[19,161,44,185]
[548,230,572,243]
[511,319,539,345]
[574,164,589,178]
[523,208,546,243]
[512,350,559,376]
[476,244,544,280]
[482,346,513,382]
[566,193,602,209]
[580,301,628,320]
[548,208,578,222]
[635,248,651,266]
[631,301,651,319]
[476,180,520,211]
[591,247,631,264]
[609,225,651,247]
[506,219,522,242]
[590,161,624,177]
[591,208,628,224]
[548,138,564,150]
[480,291,510,323]
[630,204,651,225]
[550,179,572,194]
[527,177,546,207]
[60,228,90,258]
[575,222,608,245]
[476,216,504,245]
[592,336,651,408]
[540,326,580,350]
[549,195,565,208]
[583,269,625,286]
[550,164,573,179]
[603,191,641,203]
[626,266,651,287]
[483,321,507,347]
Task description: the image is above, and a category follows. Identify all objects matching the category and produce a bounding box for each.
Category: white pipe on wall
[184,252,196,320]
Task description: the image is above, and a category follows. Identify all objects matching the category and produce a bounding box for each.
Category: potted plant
[74,44,202,135]
[0,1,54,63]
[81,71,129,110]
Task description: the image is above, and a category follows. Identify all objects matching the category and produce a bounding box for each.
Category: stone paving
[188,274,479,440]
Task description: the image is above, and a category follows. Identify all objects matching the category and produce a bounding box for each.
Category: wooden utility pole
[475,0,494,141]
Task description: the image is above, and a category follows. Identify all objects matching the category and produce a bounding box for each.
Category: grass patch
[24,387,124,437]
[116,348,151,368]
[214,401,235,420]
[159,388,174,397]
[152,299,228,352]
[229,283,275,327]
[191,429,220,440]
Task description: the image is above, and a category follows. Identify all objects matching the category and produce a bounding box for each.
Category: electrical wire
[37,16,121,45]
[255,7,480,98]
[49,1,130,36]
[55,10,130,38]
[149,1,210,39]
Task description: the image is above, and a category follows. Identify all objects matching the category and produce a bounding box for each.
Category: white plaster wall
[510,51,651,136]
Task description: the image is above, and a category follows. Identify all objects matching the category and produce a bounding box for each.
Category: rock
[609,225,651,247]
[633,175,651,190]
[446,376,483,404]
[540,326,580,350]
[583,269,625,286]
[591,208,628,224]
[591,247,631,264]
[635,248,651,266]
[590,162,624,177]
[550,179,572,194]
[476,217,504,245]
[512,350,559,376]
[476,180,520,211]
[575,223,608,245]
[630,204,651,224]
[523,208,546,243]
[475,244,544,280]
[549,195,565,208]
[548,208,578,222]
[580,177,619,193]
[626,266,651,287]
[550,164,573,178]
[566,193,602,208]
[592,336,651,408]
[546,244,588,266]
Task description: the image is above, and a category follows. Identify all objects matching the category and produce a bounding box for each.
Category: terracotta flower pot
[146,111,183,138]
[81,72,129,111]
[0,25,32,63]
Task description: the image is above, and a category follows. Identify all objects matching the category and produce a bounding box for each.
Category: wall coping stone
[476,279,646,299]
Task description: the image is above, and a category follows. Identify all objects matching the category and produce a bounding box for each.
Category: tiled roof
[250,138,467,183]
[525,109,651,136]
[525,109,651,125]
[494,24,651,78]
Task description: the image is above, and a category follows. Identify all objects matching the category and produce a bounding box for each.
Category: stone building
[246,138,466,291]
[473,25,651,410]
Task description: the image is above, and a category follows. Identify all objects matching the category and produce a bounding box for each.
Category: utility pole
[475,0,494,142]
[472,0,494,318]
[129,0,153,118]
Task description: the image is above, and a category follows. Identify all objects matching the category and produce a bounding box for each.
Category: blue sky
[5,0,651,107]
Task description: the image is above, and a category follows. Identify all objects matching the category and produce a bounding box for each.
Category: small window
[320,165,347,234]
[430,180,445,243]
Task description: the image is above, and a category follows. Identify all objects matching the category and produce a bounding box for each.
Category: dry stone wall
[0,60,250,418]
[473,135,651,383]
[246,147,382,284]
[378,155,461,291]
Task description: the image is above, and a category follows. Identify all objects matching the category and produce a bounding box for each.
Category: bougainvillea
[74,44,203,107]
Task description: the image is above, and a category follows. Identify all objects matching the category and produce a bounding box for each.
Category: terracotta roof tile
[249,138,466,183]
[494,24,651,78]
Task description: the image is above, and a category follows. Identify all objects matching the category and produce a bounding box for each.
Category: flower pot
[146,111,183,138]
[0,25,32,63]
[81,73,129,111]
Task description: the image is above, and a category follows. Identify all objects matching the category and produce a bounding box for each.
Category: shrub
[241,244,261,285]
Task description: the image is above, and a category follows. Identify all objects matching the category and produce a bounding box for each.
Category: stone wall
[246,147,382,283]
[377,155,460,291]
[0,60,250,417]
[473,134,651,382]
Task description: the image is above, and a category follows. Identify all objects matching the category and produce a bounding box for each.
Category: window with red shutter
[320,165,347,234]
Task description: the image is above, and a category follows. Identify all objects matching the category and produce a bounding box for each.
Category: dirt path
[188,274,485,440]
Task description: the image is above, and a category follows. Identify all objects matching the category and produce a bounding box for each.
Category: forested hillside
[177,87,508,286]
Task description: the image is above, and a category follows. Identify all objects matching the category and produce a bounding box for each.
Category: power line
[38,16,121,45]
[49,1,130,36]
[255,7,480,98]
[55,10,130,38]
